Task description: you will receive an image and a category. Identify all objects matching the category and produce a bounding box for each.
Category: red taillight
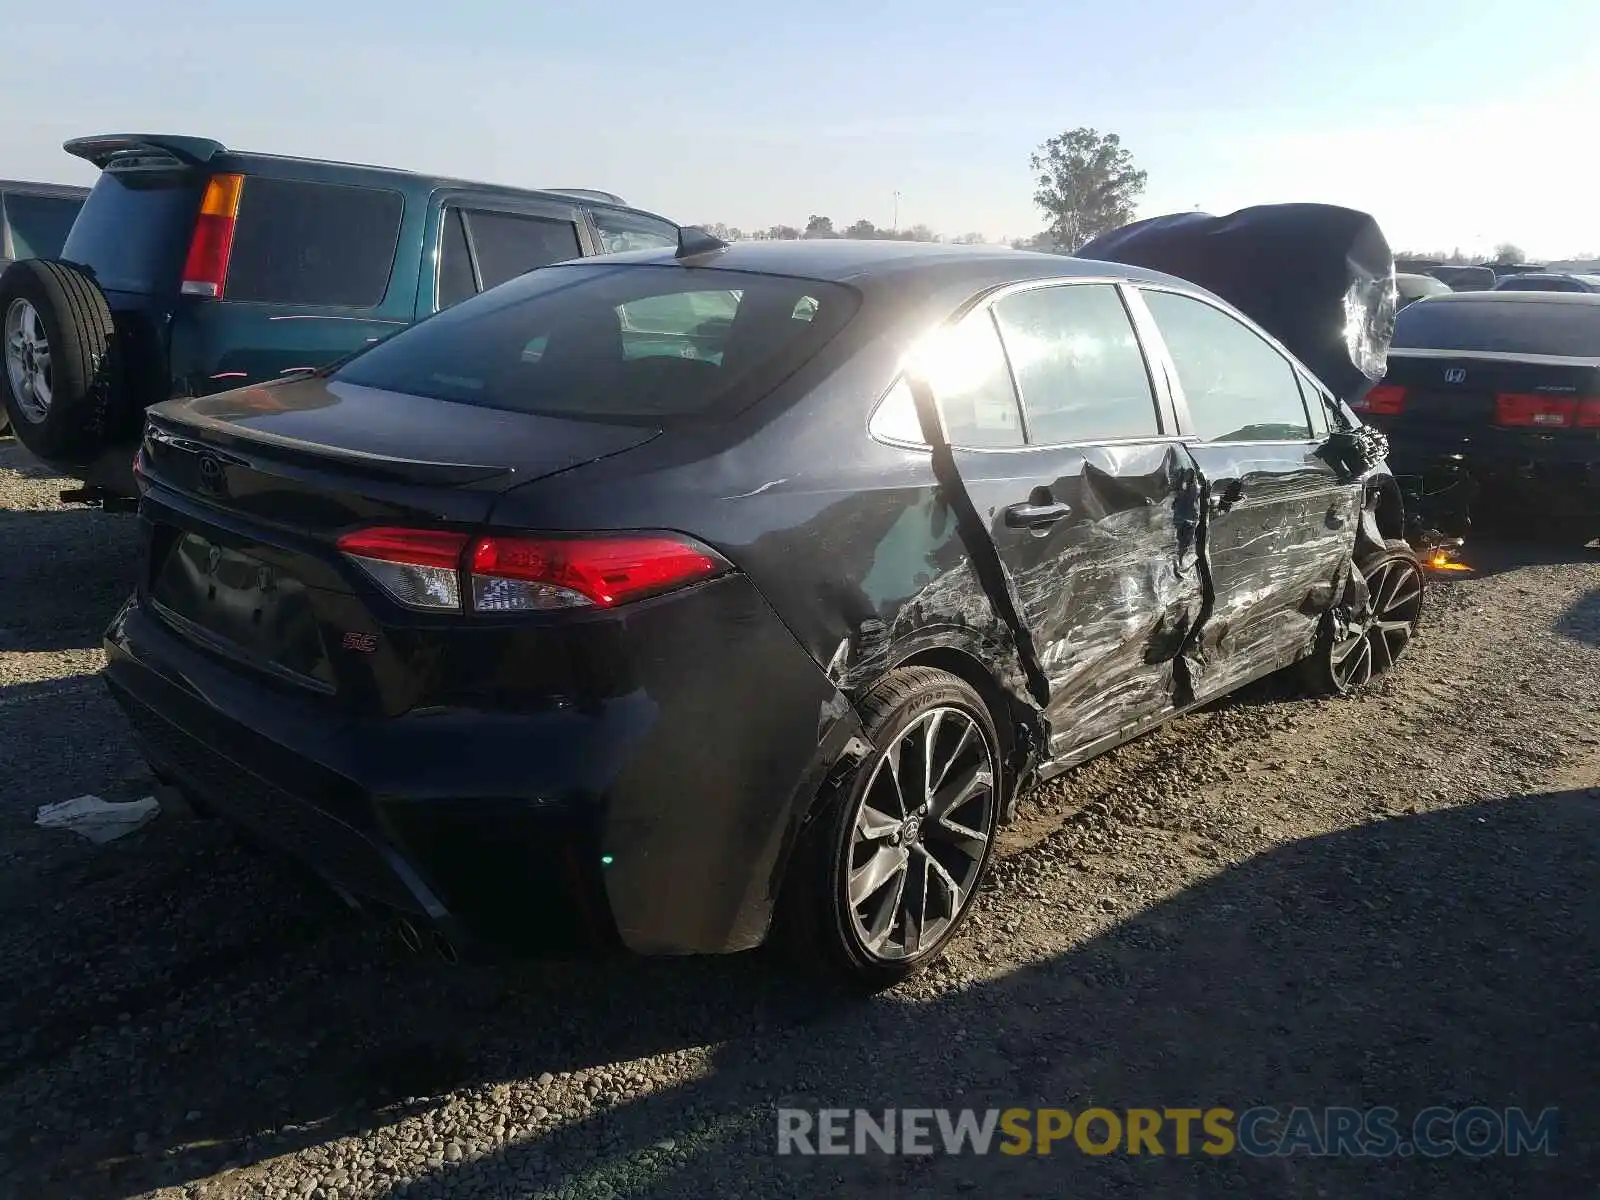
[1494,393,1577,428]
[181,174,244,298]
[337,527,470,611]
[1577,398,1600,428]
[469,535,728,611]
[335,527,728,613]
[1354,384,1407,415]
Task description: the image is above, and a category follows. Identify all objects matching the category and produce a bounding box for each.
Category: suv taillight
[335,528,730,613]
[1354,384,1407,415]
[1494,394,1578,428]
[180,173,244,298]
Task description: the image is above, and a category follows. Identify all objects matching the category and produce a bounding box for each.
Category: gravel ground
[1,435,1597,1199]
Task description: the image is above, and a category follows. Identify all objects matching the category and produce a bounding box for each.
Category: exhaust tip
[393,917,425,955]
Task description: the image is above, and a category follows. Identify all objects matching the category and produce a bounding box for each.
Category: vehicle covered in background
[0,180,87,437]
[0,134,681,504]
[1397,271,1452,308]
[1356,290,1600,540]
[105,231,1425,985]
[1492,272,1600,294]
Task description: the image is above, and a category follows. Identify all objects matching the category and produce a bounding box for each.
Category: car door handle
[1004,500,1073,529]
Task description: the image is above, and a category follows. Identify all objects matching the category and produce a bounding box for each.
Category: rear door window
[592,209,679,253]
[335,264,858,424]
[991,283,1160,443]
[464,211,582,291]
[4,193,84,259]
[913,311,1026,448]
[227,177,403,307]
[1142,289,1313,442]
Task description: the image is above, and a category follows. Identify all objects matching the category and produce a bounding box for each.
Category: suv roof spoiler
[63,134,227,169]
[542,187,628,205]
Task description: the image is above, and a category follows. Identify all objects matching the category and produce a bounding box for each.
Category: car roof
[1417,290,1600,306]
[62,133,658,221]
[0,178,89,199]
[575,237,1200,290]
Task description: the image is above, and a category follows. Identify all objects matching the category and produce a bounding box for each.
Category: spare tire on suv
[0,258,119,458]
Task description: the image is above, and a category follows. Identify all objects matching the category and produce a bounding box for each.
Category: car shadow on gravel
[0,506,138,652]
[1554,588,1600,648]
[365,787,1596,1199]
[23,788,1594,1198]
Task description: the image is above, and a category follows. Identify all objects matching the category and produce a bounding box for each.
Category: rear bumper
[1372,421,1600,528]
[103,578,854,958]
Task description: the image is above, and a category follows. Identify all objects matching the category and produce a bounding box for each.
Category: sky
[8,1,1599,258]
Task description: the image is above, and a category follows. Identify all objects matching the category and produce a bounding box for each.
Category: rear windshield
[4,192,84,259]
[61,162,202,293]
[227,177,403,307]
[1393,300,1600,356]
[333,264,860,424]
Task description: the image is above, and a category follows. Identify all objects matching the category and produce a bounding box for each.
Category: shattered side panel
[947,440,1205,760]
[1180,442,1363,701]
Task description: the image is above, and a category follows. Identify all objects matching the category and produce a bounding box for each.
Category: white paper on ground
[35,794,161,844]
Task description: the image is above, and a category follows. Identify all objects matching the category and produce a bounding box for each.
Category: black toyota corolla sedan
[106,237,1422,985]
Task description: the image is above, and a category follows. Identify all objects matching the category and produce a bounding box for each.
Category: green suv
[0,134,682,502]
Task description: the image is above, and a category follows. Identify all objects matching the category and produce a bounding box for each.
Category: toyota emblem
[196,454,227,496]
[1443,367,1467,384]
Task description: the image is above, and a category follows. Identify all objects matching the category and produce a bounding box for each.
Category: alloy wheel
[1331,555,1424,691]
[4,299,53,424]
[844,706,995,961]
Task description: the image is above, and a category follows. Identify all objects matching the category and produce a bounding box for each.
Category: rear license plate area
[150,530,336,691]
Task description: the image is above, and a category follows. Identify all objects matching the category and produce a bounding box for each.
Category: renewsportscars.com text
[776,1106,1560,1158]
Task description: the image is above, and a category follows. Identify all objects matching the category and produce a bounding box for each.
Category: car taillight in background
[335,528,730,614]
[1493,394,1587,428]
[1354,384,1407,415]
[180,173,244,298]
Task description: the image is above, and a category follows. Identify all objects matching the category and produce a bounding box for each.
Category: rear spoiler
[63,134,227,170]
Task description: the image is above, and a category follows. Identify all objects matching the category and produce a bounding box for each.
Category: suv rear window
[227,177,403,307]
[4,192,84,259]
[1393,300,1600,357]
[61,163,203,293]
[334,264,859,424]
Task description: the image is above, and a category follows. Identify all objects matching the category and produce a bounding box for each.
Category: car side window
[437,208,477,310]
[915,311,1026,449]
[592,208,679,253]
[1297,369,1333,437]
[464,211,582,291]
[1142,289,1313,442]
[991,283,1160,444]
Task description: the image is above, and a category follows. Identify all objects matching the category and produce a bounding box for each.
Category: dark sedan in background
[1492,272,1600,294]
[105,238,1422,985]
[1357,290,1600,539]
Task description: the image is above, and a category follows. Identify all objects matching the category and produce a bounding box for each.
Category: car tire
[1303,538,1425,696]
[779,666,1003,989]
[0,259,118,459]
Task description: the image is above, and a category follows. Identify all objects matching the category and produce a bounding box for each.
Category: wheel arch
[894,644,1039,819]
[1360,471,1406,552]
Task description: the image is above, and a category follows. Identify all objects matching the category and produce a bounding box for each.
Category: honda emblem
[1443,367,1467,384]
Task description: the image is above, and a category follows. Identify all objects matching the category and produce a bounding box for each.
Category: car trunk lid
[1366,350,1600,436]
[137,376,661,711]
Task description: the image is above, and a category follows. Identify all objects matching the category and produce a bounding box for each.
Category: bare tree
[1491,242,1527,265]
[1030,127,1147,252]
